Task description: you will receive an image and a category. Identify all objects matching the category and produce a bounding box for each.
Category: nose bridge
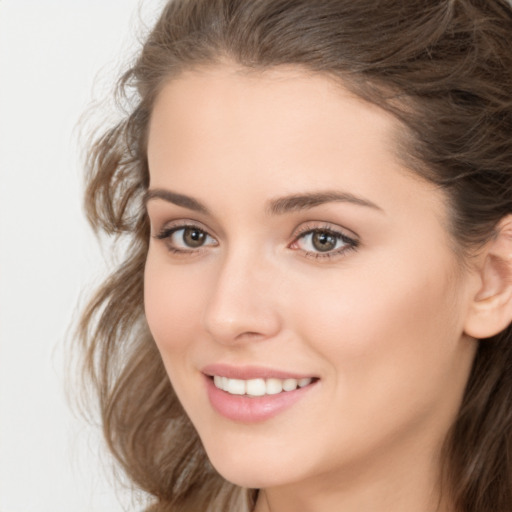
[202,243,281,344]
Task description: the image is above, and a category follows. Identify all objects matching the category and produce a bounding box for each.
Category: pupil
[312,231,336,252]
[183,228,205,247]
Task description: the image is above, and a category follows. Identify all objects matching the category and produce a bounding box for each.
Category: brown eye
[155,224,217,253]
[291,227,358,258]
[182,227,207,247]
[311,231,338,252]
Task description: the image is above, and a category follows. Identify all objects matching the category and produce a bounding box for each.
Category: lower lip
[204,376,317,423]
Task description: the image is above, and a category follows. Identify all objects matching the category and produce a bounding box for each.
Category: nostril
[234,331,266,342]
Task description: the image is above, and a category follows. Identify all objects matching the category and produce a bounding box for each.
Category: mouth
[210,375,315,397]
[201,364,319,422]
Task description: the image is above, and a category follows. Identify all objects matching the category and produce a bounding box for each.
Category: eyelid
[153,220,218,254]
[292,221,358,241]
[151,219,359,259]
[289,222,360,259]
[152,218,213,237]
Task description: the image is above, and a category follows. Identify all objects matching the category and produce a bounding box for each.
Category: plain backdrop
[0,1,164,510]
[4,1,512,512]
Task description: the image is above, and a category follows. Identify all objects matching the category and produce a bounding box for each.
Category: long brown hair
[79,1,512,511]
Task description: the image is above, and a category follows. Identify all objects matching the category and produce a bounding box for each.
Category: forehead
[148,65,401,177]
[149,64,397,138]
[146,64,446,226]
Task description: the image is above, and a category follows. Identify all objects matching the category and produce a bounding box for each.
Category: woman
[79,1,512,511]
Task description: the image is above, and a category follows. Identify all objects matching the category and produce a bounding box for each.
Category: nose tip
[202,295,282,345]
[203,313,280,345]
[201,262,282,345]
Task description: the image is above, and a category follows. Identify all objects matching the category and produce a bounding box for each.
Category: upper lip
[201,363,317,380]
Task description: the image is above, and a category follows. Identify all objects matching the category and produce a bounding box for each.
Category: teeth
[228,378,246,395]
[298,377,312,388]
[266,378,283,395]
[246,378,266,396]
[283,378,298,391]
[213,376,314,396]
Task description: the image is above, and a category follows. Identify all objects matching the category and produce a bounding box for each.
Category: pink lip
[201,365,318,423]
[201,363,315,380]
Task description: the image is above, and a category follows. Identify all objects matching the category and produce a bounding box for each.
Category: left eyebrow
[266,191,384,215]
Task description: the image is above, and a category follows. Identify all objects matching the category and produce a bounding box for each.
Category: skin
[144,64,480,512]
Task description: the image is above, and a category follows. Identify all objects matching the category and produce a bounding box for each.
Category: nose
[201,249,282,345]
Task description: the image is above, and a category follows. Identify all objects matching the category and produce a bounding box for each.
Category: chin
[212,462,287,489]
[201,438,303,489]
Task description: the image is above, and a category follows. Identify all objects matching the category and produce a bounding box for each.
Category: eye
[154,224,218,253]
[290,226,358,259]
[176,227,208,248]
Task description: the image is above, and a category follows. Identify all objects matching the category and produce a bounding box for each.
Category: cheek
[144,255,206,357]
[308,269,454,354]
[292,250,468,414]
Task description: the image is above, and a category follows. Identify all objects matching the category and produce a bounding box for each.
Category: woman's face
[144,65,478,493]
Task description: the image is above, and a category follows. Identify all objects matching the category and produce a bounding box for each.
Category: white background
[0,1,164,510]
[3,1,512,512]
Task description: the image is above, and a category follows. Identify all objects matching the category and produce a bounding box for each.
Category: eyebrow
[267,191,383,215]
[143,189,210,214]
[144,188,383,215]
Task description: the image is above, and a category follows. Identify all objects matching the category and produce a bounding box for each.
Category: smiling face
[144,65,478,506]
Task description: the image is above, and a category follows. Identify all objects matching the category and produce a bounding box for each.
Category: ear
[464,215,512,339]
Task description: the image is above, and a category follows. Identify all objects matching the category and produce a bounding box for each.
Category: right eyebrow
[143,188,210,215]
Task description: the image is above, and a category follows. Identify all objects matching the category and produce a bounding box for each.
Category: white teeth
[266,378,283,395]
[213,375,314,396]
[282,378,298,391]
[226,378,246,395]
[246,378,266,396]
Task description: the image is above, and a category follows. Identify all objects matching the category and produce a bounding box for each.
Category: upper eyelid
[155,225,214,240]
[292,222,359,241]
[153,218,214,235]
[148,212,227,240]
[292,229,358,248]
[156,225,218,246]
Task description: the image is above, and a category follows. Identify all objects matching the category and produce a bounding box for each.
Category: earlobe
[464,216,512,339]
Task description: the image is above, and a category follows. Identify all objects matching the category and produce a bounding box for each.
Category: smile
[204,370,318,422]
[213,376,314,396]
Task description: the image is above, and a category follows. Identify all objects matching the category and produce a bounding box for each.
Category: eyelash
[153,222,359,260]
[290,224,359,260]
[154,223,217,255]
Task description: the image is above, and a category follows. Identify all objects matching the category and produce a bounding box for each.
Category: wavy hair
[79,1,512,510]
